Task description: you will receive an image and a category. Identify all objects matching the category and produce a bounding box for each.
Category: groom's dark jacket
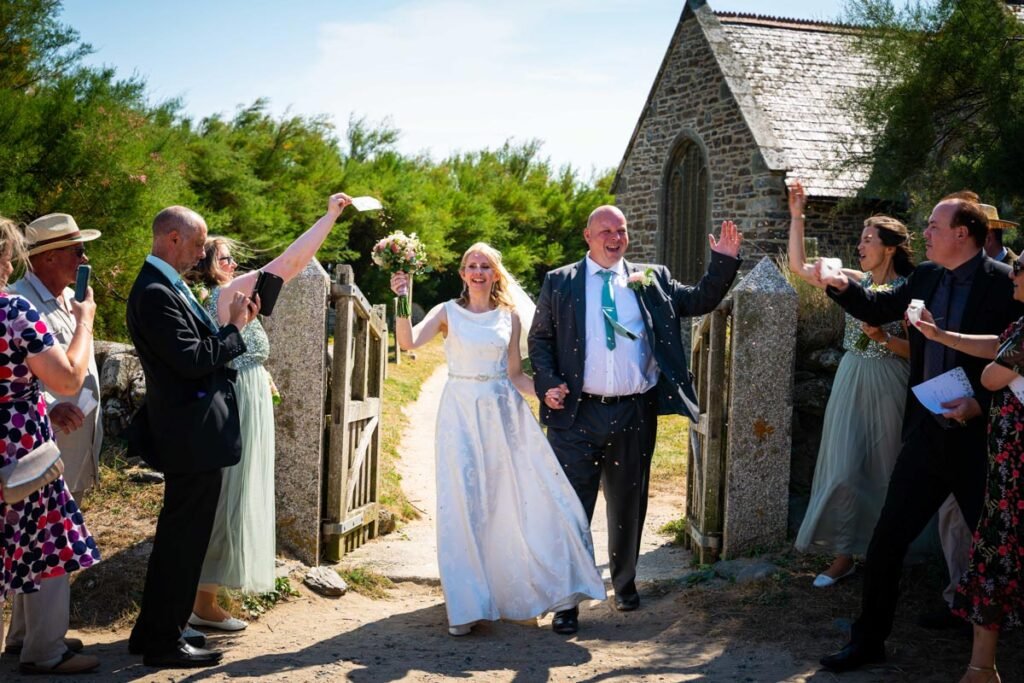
[528,252,740,429]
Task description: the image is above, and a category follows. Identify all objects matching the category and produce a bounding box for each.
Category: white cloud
[270,0,673,172]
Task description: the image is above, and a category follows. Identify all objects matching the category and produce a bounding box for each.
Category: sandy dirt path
[47,364,914,682]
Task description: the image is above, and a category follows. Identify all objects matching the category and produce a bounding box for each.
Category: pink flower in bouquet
[370,230,430,317]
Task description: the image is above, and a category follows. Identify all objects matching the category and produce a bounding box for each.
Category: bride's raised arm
[391,272,447,350]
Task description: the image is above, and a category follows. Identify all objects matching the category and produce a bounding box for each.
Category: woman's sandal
[964,664,999,683]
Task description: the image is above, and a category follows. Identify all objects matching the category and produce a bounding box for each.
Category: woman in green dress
[788,179,915,587]
[185,192,351,630]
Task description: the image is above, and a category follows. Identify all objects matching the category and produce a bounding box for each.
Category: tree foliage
[844,0,1024,223]
[0,1,613,340]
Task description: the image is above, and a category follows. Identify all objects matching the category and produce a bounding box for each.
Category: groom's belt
[580,391,642,405]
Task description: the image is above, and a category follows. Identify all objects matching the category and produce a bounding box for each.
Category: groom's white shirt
[581,254,658,397]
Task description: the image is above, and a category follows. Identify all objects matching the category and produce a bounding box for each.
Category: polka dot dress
[0,294,100,598]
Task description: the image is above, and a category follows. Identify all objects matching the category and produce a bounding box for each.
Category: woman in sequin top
[183,193,352,631]
[787,179,921,588]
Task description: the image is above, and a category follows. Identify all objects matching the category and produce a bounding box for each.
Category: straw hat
[25,213,101,256]
[978,204,1019,230]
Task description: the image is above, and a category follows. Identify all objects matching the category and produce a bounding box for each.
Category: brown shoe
[19,650,99,675]
[4,637,83,656]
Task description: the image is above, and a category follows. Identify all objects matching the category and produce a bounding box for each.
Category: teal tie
[173,279,218,332]
[599,271,618,350]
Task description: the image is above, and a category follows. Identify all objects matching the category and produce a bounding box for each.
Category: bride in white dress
[391,242,606,636]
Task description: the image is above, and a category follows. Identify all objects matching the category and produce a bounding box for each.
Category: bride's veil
[506,275,536,359]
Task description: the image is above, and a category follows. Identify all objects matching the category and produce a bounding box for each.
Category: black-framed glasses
[218,255,237,266]
[1013,259,1023,276]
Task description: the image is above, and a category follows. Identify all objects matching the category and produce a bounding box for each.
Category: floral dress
[953,318,1024,631]
[0,294,100,599]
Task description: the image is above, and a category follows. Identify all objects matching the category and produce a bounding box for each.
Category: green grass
[379,336,447,521]
[338,566,395,598]
[652,413,689,483]
[232,577,301,618]
[659,517,689,546]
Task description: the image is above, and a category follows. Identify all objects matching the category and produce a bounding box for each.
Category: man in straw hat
[2,213,102,672]
[980,203,1018,264]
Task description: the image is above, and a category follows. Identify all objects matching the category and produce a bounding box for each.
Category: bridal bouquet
[371,231,429,317]
[853,281,894,351]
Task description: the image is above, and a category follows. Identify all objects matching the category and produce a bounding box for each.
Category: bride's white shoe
[448,624,473,636]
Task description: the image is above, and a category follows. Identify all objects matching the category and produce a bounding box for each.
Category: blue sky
[60,1,857,173]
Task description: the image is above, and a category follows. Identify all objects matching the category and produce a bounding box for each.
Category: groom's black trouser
[546,389,658,597]
[851,420,986,645]
[129,469,222,655]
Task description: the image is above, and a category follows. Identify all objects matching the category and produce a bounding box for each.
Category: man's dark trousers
[546,390,658,598]
[852,420,987,644]
[128,469,222,655]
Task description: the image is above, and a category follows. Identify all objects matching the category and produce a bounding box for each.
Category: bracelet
[950,332,961,350]
[883,332,892,344]
[77,322,93,334]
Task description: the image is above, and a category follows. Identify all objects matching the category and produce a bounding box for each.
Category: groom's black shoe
[614,592,640,612]
[819,640,885,672]
[552,608,579,635]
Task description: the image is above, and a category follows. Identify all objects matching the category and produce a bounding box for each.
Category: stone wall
[613,12,869,268]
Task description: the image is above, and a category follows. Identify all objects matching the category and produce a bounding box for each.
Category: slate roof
[613,1,875,199]
[716,14,875,198]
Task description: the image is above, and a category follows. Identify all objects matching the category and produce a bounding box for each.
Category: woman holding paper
[787,179,916,587]
[916,262,1024,683]
[183,192,351,630]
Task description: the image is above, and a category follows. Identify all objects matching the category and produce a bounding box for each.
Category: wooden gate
[322,265,387,561]
[685,300,732,564]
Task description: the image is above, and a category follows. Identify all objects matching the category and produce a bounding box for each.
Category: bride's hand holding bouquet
[372,231,428,318]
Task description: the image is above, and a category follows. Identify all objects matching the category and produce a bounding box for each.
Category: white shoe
[813,566,856,588]
[447,624,472,636]
[189,612,249,631]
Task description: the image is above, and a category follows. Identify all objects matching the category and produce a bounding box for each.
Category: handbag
[0,440,63,504]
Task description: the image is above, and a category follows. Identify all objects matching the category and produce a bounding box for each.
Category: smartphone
[74,264,91,302]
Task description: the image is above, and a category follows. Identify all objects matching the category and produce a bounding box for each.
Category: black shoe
[552,608,579,635]
[917,607,964,630]
[182,628,207,649]
[614,592,640,612]
[143,641,222,669]
[820,640,886,672]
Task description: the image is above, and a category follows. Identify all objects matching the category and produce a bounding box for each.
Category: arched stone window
[661,137,708,283]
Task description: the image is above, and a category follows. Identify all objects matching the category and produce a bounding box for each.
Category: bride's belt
[448,372,506,382]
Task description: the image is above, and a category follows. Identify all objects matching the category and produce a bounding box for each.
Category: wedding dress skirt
[435,301,605,627]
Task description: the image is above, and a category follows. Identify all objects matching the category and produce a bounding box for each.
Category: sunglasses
[1014,260,1023,276]
[61,246,86,257]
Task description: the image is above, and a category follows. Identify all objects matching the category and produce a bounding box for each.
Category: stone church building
[613,0,884,283]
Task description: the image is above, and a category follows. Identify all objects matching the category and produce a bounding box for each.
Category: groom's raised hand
[708,220,742,259]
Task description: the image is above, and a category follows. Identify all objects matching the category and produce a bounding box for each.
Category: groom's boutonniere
[627,268,655,291]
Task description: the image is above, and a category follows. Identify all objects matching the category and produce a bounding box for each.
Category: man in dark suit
[528,205,741,634]
[126,206,257,668]
[818,198,1024,671]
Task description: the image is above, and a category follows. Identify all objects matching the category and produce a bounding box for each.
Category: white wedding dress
[435,301,606,627]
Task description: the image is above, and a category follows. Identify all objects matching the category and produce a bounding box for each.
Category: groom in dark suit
[529,205,741,634]
[126,206,257,668]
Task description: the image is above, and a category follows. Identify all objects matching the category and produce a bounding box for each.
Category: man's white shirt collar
[585,254,626,277]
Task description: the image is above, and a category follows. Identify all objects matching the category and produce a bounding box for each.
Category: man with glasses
[3,213,102,669]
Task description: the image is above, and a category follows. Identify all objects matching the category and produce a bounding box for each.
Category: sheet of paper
[77,387,98,416]
[351,196,383,212]
[911,367,974,414]
[1010,376,1024,405]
